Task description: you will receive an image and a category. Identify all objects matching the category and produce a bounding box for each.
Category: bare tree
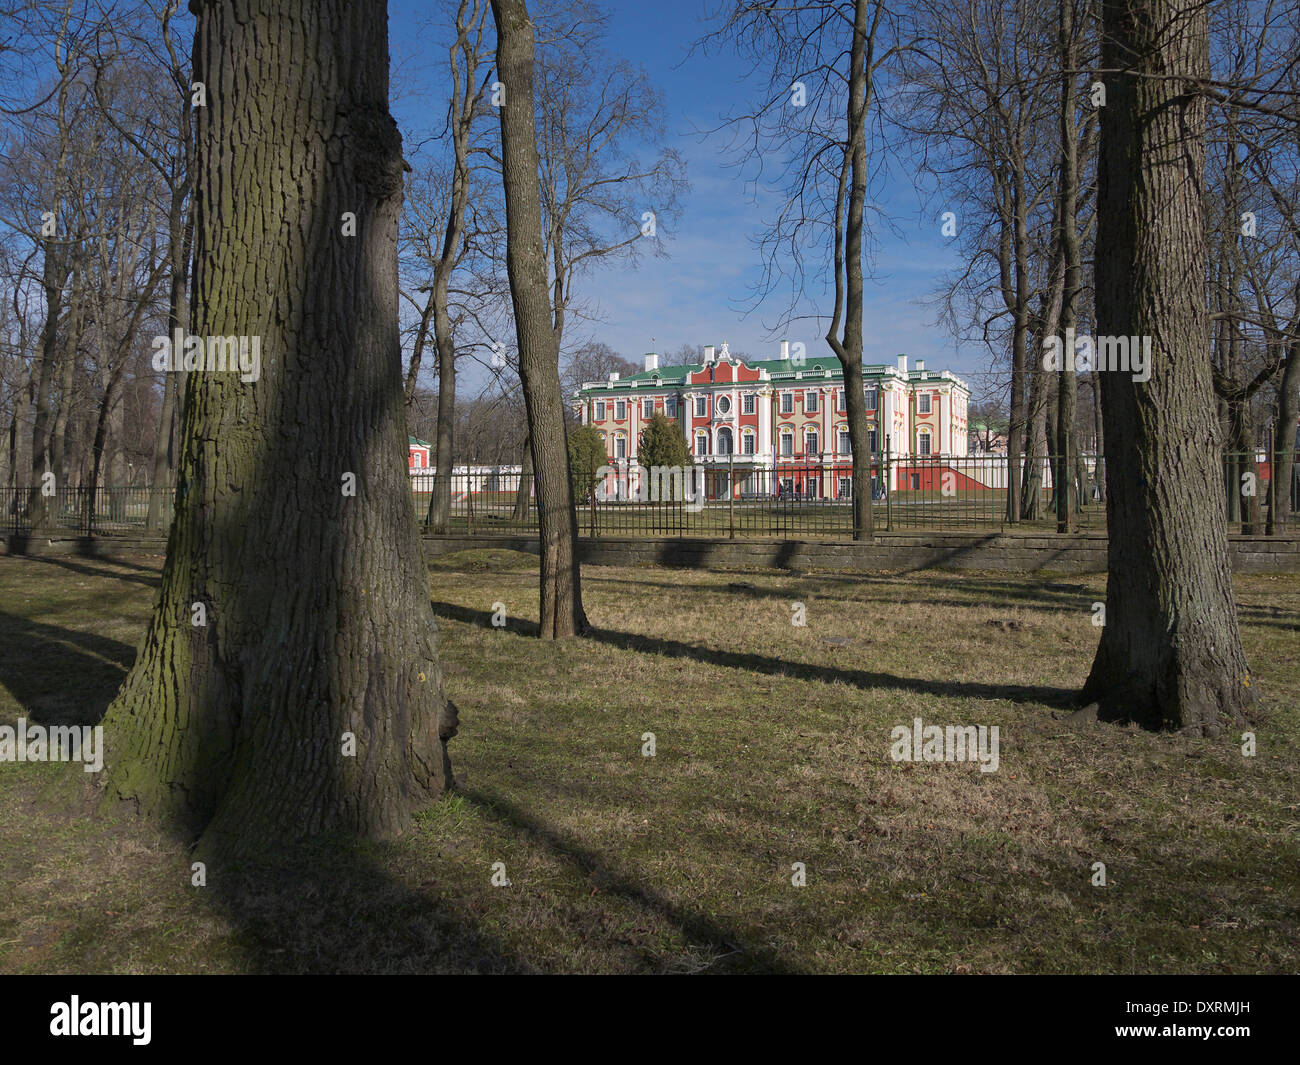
[491,0,589,637]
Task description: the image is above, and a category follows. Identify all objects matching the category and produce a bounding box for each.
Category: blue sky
[388,0,993,396]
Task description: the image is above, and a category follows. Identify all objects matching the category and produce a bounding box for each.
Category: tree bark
[1268,337,1298,533]
[1084,0,1254,733]
[825,0,877,540]
[1055,0,1080,533]
[100,0,454,856]
[491,0,588,638]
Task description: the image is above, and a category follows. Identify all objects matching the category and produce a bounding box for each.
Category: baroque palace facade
[572,343,971,499]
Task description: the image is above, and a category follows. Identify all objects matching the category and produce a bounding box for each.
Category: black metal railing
[4,451,1296,540]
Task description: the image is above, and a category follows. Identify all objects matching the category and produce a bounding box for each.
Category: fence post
[885,436,893,532]
[728,454,735,539]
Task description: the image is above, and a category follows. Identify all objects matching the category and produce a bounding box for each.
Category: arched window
[695,429,709,457]
[614,432,627,459]
[916,428,932,457]
[741,427,756,455]
[804,428,819,455]
[837,425,851,455]
[779,427,794,457]
[717,426,733,455]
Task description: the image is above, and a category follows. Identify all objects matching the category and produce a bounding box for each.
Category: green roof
[409,435,432,447]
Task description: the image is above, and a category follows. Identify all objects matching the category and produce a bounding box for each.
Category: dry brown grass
[0,549,1296,973]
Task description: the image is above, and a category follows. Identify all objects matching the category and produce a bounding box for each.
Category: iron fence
[4,451,1296,540]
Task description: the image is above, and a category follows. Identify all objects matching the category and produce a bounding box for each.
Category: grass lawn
[0,549,1297,973]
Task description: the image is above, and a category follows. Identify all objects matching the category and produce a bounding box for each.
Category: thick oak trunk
[1084,0,1253,733]
[100,0,453,856]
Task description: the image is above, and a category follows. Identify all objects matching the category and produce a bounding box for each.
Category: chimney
[703,345,715,364]
[781,340,790,360]
[915,359,925,372]
[609,372,620,382]
[645,352,659,372]
[897,355,908,375]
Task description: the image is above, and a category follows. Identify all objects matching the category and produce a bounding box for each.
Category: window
[695,430,709,456]
[837,390,846,412]
[615,400,626,419]
[615,433,627,459]
[695,396,707,417]
[838,477,852,499]
[595,401,605,420]
[742,393,755,415]
[780,393,794,414]
[642,399,653,418]
[717,427,733,455]
[780,429,794,456]
[665,396,677,418]
[865,388,877,411]
[917,430,932,456]
[917,393,932,414]
[839,429,852,455]
[716,395,731,414]
[742,428,756,455]
[412,452,423,468]
[805,429,819,455]
[805,391,818,413]
[868,428,878,454]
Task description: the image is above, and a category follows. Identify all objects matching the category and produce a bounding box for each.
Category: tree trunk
[1083,0,1253,733]
[1267,338,1298,534]
[512,436,532,522]
[826,0,876,541]
[428,296,456,533]
[100,0,453,857]
[1090,370,1105,502]
[492,0,588,638]
[28,243,70,527]
[147,184,193,532]
[1055,0,1080,533]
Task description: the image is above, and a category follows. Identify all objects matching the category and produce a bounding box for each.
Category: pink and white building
[573,343,971,498]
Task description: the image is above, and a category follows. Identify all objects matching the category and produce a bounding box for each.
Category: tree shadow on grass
[197,838,530,974]
[459,787,805,974]
[429,600,1079,709]
[22,554,163,589]
[0,608,136,726]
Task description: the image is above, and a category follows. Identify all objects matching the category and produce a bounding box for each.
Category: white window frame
[595,400,606,420]
[805,391,818,413]
[917,429,932,456]
[642,398,654,418]
[780,429,794,456]
[665,396,677,418]
[742,393,755,415]
[838,429,852,455]
[865,387,877,411]
[694,396,707,417]
[741,428,756,455]
[780,392,794,415]
[695,430,709,456]
[804,429,819,455]
[917,393,932,414]
[615,400,627,419]
[716,395,731,415]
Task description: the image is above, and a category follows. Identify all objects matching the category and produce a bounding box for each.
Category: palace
[572,343,971,499]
